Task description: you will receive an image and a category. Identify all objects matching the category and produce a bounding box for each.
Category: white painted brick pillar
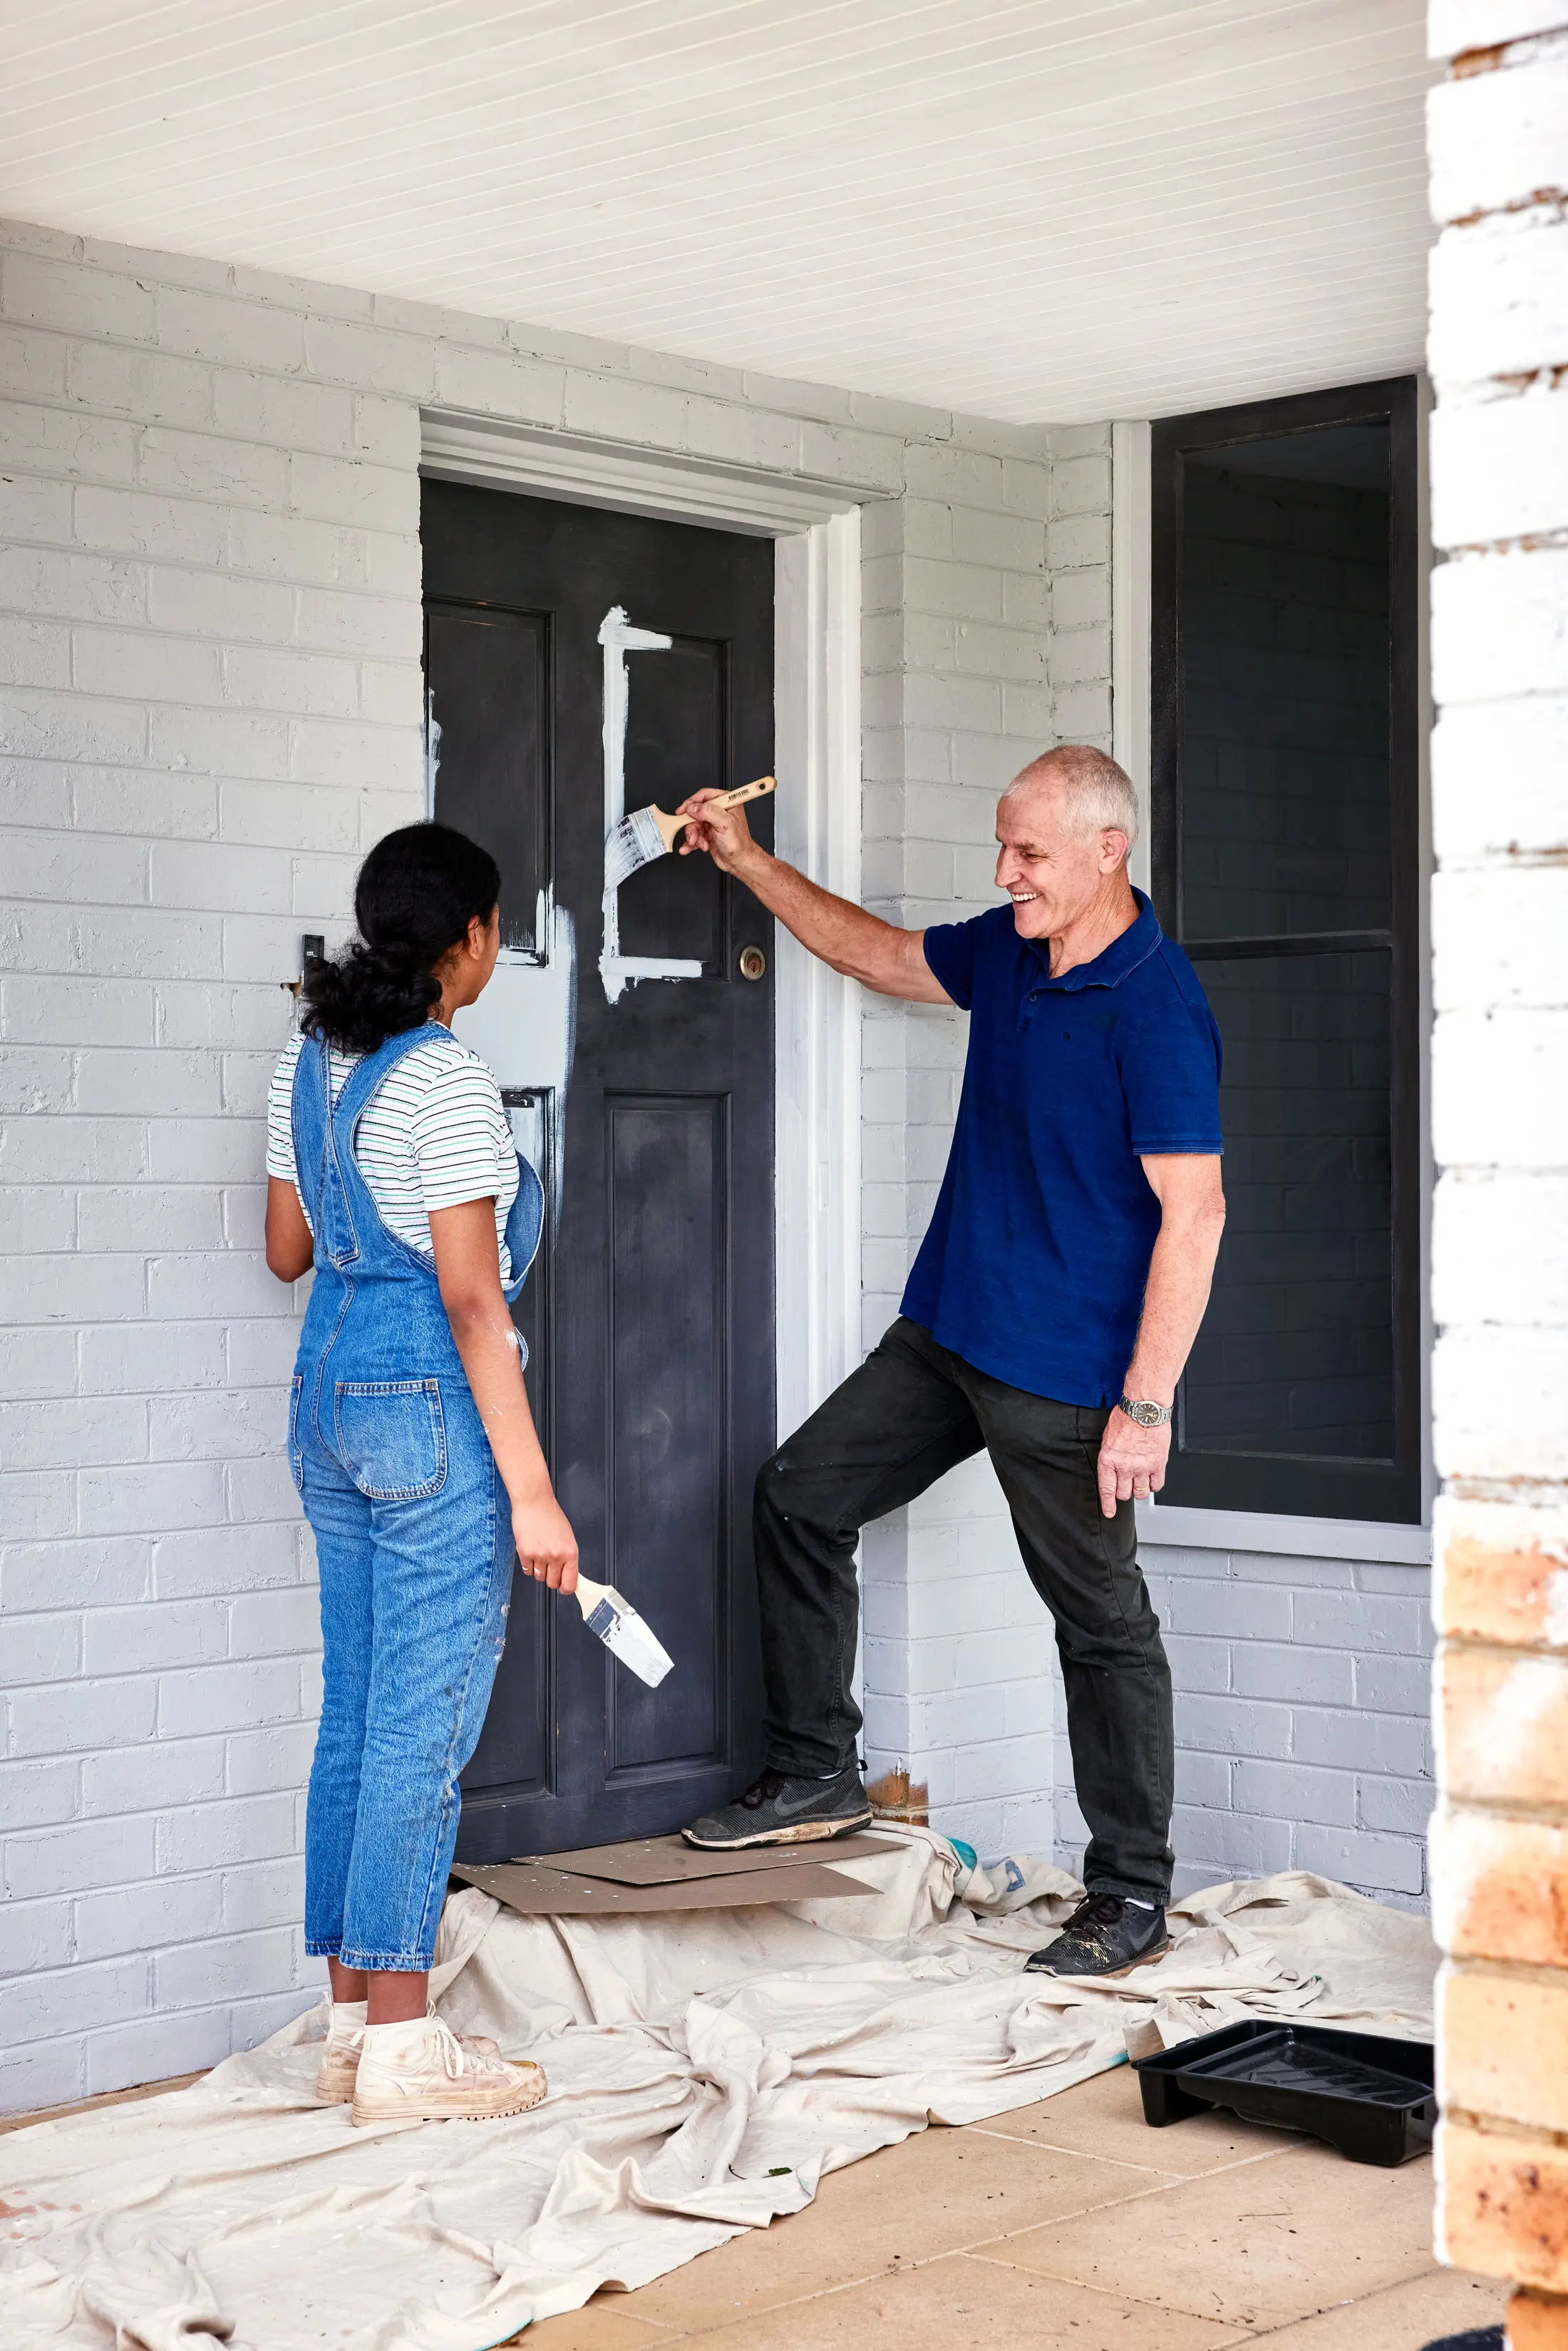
[1425,6,1568,2337]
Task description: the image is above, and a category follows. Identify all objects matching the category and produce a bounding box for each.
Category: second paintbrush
[604,774,776,892]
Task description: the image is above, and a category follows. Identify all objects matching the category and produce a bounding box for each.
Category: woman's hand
[512,1491,579,1592]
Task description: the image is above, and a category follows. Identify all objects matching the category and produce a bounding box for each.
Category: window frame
[1150,375,1421,1525]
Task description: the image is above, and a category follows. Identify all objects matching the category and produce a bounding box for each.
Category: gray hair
[1004,746,1140,855]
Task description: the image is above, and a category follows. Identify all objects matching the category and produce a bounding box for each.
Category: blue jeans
[296,1377,513,1972]
[755,1318,1175,1903]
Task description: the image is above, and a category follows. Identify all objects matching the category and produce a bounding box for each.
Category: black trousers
[755,1317,1175,1902]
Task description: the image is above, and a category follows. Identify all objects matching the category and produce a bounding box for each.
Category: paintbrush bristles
[604,803,680,890]
[599,1606,675,1687]
[576,1575,676,1687]
[604,776,778,893]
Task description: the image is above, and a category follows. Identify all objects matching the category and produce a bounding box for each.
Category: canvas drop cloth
[0,1833,1435,2351]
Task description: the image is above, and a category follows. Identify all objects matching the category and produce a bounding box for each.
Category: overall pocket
[334,1379,448,1501]
[287,1373,304,1493]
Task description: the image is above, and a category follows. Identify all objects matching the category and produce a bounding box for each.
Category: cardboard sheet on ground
[532,1831,894,1884]
[0,1834,1436,2351]
[450,1858,875,1913]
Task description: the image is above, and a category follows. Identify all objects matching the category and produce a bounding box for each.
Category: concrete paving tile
[999,2143,1438,2331]
[614,2122,1178,2332]
[514,2305,679,2348]
[671,2251,1252,2348]
[1246,2265,1507,2347]
[974,2061,1300,2176]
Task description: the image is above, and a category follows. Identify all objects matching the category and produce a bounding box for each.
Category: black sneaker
[682,1764,872,1849]
[1025,1892,1170,1979]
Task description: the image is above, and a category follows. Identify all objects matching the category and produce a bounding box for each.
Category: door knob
[738,945,767,982]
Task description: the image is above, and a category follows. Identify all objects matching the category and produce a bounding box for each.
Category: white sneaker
[350,2014,546,2126]
[314,2000,366,2102]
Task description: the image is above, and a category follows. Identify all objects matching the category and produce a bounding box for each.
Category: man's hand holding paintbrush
[677,783,942,997]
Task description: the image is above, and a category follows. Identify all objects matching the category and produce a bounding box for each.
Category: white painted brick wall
[0,214,1068,2107]
[1426,23,1568,1506]
[1053,1546,1435,1908]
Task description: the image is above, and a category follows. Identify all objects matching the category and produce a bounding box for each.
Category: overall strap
[324,1023,451,1268]
[289,1034,339,1250]
[502,1154,545,1303]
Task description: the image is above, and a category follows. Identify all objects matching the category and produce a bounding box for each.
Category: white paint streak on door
[423,684,442,818]
[452,887,577,1228]
[597,602,704,1004]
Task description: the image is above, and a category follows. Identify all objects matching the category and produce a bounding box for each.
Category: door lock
[737,945,767,982]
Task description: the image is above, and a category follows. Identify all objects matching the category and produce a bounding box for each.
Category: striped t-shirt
[267,1027,520,1282]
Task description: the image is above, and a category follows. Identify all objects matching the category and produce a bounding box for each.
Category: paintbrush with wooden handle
[604,775,775,891]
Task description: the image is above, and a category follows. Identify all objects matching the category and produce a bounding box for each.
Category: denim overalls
[288,1024,544,1973]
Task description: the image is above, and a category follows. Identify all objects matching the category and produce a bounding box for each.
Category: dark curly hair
[300,823,501,1055]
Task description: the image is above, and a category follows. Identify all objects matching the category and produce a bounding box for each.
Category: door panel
[423,603,548,957]
[619,638,728,969]
[421,480,773,1859]
[606,1092,728,1779]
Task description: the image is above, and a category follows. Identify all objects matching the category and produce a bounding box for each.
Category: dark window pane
[1181,426,1391,940]
[427,605,548,957]
[1182,950,1393,1462]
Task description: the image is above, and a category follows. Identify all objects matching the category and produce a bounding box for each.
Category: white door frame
[420,410,866,1441]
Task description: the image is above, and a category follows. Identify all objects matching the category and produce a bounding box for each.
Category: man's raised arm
[676,788,952,1004]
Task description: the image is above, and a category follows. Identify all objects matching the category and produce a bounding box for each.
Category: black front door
[421,480,775,1858]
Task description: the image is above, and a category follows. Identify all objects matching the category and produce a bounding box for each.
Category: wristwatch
[1118,1394,1172,1427]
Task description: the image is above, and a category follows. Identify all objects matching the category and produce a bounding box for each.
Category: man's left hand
[1096,1408,1171,1518]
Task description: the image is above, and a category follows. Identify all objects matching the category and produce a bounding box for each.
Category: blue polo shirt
[902,890,1222,1406]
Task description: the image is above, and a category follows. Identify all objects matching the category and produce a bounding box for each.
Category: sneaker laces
[740,1768,790,1811]
[1061,1892,1130,1934]
[428,2015,525,2085]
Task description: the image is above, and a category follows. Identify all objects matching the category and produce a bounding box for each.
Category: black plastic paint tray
[1133,2019,1436,2166]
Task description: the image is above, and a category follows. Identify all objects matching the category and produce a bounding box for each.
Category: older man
[677,746,1224,1978]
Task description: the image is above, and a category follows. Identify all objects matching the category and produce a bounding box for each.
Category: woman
[264,821,576,2124]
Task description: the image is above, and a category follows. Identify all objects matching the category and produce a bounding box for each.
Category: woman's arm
[265,1176,314,1282]
[428,1198,579,1592]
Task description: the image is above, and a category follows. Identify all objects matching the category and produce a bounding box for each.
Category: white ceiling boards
[0,1,1435,423]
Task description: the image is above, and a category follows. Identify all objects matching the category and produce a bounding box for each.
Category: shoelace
[431,2016,494,2082]
[1062,1892,1129,1934]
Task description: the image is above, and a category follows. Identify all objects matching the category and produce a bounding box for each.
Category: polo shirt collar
[1028,889,1162,993]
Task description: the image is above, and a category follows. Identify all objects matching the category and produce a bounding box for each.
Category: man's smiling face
[994,776,1123,940]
